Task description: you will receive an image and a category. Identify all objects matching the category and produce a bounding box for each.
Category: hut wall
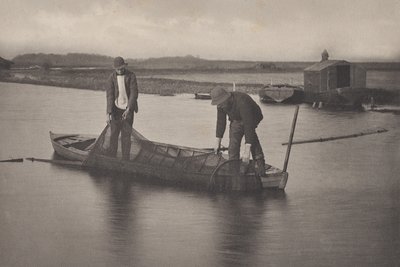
[320,69,328,91]
[336,64,351,88]
[303,61,366,93]
[304,71,321,93]
[327,66,338,90]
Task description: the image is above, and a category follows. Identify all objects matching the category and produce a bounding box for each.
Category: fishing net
[83,124,260,191]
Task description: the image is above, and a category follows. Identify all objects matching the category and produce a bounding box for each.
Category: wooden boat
[49,127,288,191]
[194,93,212,100]
[259,84,304,104]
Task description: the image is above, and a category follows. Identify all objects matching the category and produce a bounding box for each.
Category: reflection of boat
[194,93,211,100]
[258,84,304,104]
[50,127,288,191]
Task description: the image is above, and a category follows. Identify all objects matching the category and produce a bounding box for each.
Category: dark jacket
[106,69,138,114]
[216,92,263,144]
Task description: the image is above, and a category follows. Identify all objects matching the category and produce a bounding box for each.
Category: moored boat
[50,127,288,191]
[194,93,212,100]
[259,84,304,104]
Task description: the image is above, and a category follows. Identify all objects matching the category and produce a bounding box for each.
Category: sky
[1,0,399,61]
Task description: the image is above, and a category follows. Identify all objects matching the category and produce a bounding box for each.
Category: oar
[26,157,83,166]
[283,105,299,172]
[0,158,24,163]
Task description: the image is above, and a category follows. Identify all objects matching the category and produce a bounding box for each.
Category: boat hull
[259,84,304,104]
[194,93,212,100]
[50,132,288,191]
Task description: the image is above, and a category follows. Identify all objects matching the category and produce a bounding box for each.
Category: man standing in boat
[105,56,138,160]
[211,87,266,176]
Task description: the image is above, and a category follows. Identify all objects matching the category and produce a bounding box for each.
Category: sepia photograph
[1,0,399,266]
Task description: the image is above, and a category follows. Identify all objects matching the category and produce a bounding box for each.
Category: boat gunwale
[49,131,288,190]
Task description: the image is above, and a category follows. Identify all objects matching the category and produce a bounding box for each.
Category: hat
[113,56,127,69]
[211,88,231,105]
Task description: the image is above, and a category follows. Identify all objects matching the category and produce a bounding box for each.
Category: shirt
[115,75,128,109]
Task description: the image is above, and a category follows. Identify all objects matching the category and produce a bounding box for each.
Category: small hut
[303,50,367,107]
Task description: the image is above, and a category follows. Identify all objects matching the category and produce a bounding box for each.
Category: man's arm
[106,74,115,114]
[127,73,139,112]
[216,108,227,139]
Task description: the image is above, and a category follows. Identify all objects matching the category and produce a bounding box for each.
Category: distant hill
[129,55,312,71]
[11,53,311,71]
[128,55,208,69]
[12,53,114,68]
[0,57,14,69]
[357,62,400,71]
[10,53,400,71]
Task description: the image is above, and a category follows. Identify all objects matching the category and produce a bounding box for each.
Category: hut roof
[304,60,349,72]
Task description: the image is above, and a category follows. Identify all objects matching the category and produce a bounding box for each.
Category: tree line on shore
[8,53,314,71]
[6,52,399,72]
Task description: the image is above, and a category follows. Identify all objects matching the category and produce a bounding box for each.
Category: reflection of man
[105,56,138,160]
[211,88,266,176]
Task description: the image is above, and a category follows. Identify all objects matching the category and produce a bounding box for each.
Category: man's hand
[242,143,252,164]
[122,108,130,120]
[214,138,222,154]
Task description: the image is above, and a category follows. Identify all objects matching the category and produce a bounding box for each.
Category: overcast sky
[1,0,399,61]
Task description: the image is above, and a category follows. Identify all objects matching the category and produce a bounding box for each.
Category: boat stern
[259,167,288,190]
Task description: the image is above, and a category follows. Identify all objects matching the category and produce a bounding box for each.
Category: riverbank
[1,68,399,105]
[0,68,266,95]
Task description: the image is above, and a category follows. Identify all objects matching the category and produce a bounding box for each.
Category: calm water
[0,82,399,266]
[147,70,400,90]
[147,72,304,85]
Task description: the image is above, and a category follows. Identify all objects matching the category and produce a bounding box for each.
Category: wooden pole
[26,157,83,166]
[283,105,299,172]
[0,158,23,163]
[282,127,388,146]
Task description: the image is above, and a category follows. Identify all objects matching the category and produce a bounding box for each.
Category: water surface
[0,82,399,266]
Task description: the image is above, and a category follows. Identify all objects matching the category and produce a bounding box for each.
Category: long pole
[26,157,82,166]
[283,105,299,172]
[281,127,387,146]
[0,158,23,163]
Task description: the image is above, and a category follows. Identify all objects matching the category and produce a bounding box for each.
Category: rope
[208,159,241,191]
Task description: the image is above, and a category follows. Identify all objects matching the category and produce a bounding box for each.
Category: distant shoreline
[0,68,267,95]
[1,68,399,105]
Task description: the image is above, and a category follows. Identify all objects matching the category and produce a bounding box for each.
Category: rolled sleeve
[216,108,227,138]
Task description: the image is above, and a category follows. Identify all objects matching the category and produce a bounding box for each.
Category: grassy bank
[1,68,399,104]
[0,68,265,94]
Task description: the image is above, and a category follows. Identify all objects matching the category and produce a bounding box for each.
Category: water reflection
[88,170,138,262]
[86,166,288,266]
[211,191,286,266]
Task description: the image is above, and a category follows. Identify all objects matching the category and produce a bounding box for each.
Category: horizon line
[5,52,400,64]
